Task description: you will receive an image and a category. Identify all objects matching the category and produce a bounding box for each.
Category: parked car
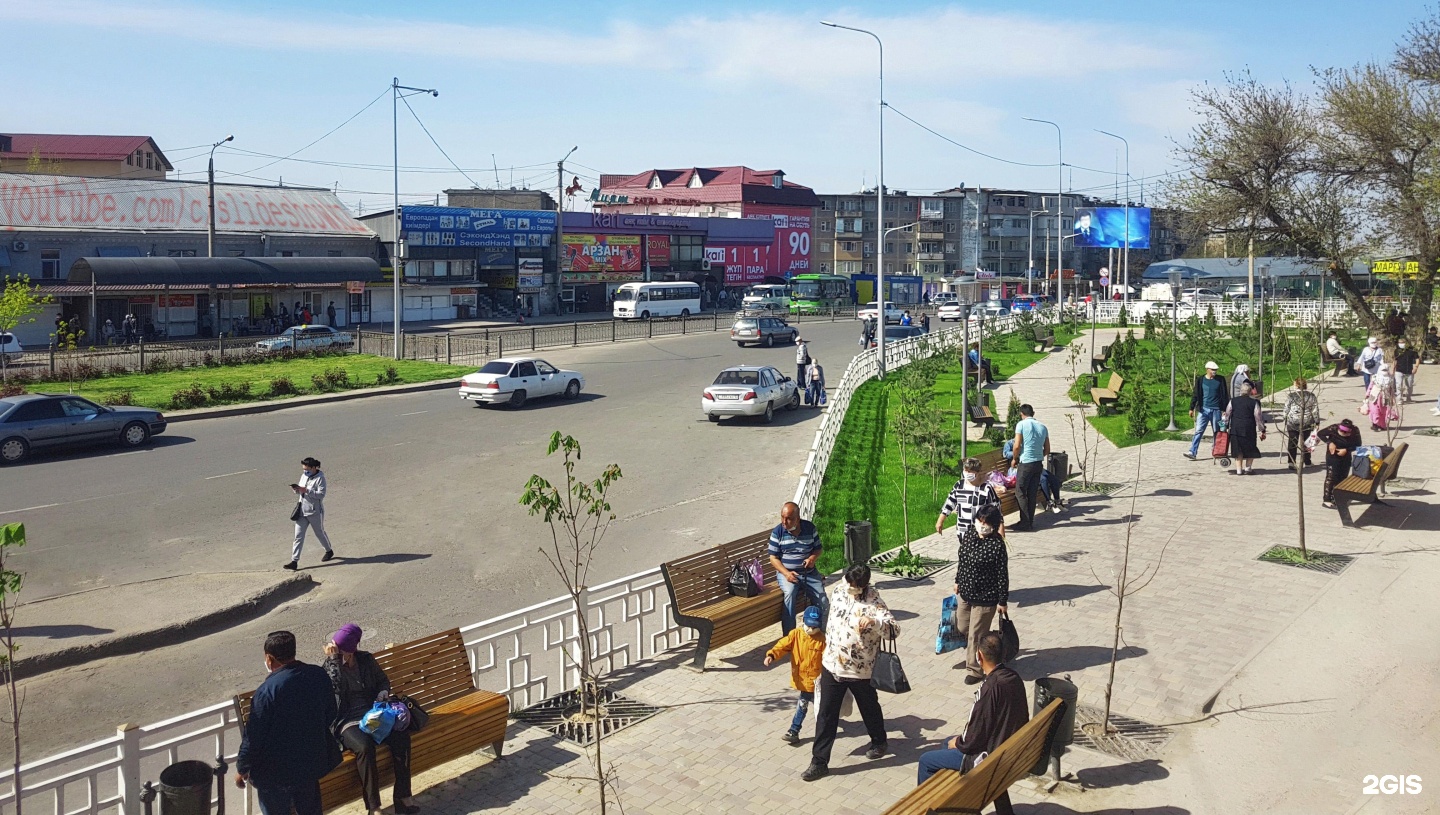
[458,357,584,408]
[1010,295,1049,313]
[730,316,798,347]
[1182,288,1223,304]
[869,325,926,348]
[856,301,903,324]
[700,365,799,423]
[254,324,353,352]
[931,292,959,307]
[937,302,965,322]
[1148,301,1198,320]
[974,301,1010,320]
[0,393,166,464]
[0,332,22,364]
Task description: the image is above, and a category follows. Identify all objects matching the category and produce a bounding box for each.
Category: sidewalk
[320,331,1440,814]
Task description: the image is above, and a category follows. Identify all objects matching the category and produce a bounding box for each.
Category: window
[883,201,895,212]
[8,400,64,422]
[863,263,873,273]
[923,263,941,275]
[1011,219,1026,229]
[945,222,956,233]
[820,241,832,253]
[819,221,831,232]
[985,240,1000,252]
[863,200,875,211]
[649,177,662,189]
[944,243,956,253]
[821,200,833,210]
[884,242,894,254]
[327,250,342,257]
[40,249,60,278]
[838,261,860,273]
[672,234,703,263]
[863,242,873,255]
[278,250,299,258]
[167,249,197,257]
[843,200,859,212]
[841,241,857,252]
[989,218,1005,229]
[819,263,829,273]
[126,154,133,166]
[536,361,557,375]
[863,220,873,233]
[904,243,913,254]
[514,361,538,378]
[902,202,914,212]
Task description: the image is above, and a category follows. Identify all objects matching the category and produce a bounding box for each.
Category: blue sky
[6,0,1431,213]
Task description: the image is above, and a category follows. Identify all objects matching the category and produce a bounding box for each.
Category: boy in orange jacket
[765,605,826,742]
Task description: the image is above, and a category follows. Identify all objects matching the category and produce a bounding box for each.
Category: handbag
[746,557,765,590]
[290,502,304,523]
[998,609,1020,664]
[871,635,911,694]
[728,560,761,597]
[393,694,429,733]
[936,595,966,655]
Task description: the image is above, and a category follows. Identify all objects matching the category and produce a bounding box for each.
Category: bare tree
[520,433,624,814]
[0,523,26,815]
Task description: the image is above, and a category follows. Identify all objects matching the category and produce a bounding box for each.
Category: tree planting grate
[870,548,954,582]
[1386,477,1429,491]
[1257,545,1354,575]
[512,686,660,747]
[1414,427,1440,437]
[1062,481,1125,496]
[1072,704,1171,761]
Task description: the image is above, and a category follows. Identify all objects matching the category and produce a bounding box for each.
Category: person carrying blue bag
[323,624,419,815]
[936,595,966,655]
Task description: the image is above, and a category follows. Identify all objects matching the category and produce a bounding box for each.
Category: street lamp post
[1090,281,1098,364]
[1024,118,1064,314]
[1028,204,1049,295]
[822,20,886,376]
[555,146,578,317]
[1097,129,1130,305]
[392,77,439,360]
[959,299,972,460]
[1258,263,1271,397]
[1166,270,1182,431]
[207,135,234,259]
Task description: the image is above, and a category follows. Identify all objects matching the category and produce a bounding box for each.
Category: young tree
[0,523,26,815]
[519,434,624,814]
[0,277,53,382]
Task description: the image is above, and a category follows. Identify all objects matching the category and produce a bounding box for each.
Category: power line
[401,95,482,188]
[231,85,392,179]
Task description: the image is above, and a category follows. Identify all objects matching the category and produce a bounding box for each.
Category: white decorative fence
[1089,298,1363,326]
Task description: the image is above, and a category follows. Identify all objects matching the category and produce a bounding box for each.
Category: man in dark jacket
[236,631,341,815]
[1184,361,1230,460]
[916,631,1030,814]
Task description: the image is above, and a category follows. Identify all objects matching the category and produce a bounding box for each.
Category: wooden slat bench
[1334,443,1408,524]
[1319,343,1349,377]
[881,697,1066,815]
[234,628,508,812]
[661,532,806,670]
[1090,372,1125,415]
[1032,325,1057,353]
[1091,343,1113,374]
[969,405,997,429]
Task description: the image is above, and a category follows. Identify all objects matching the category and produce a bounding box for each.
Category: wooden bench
[234,628,508,812]
[1032,325,1057,353]
[1334,443,1408,523]
[969,405,997,428]
[881,697,1066,815]
[1319,343,1349,377]
[661,532,804,670]
[1091,343,1113,374]
[1090,372,1125,415]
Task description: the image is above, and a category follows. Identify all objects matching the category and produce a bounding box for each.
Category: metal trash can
[1046,451,1069,480]
[1031,676,1079,778]
[157,760,214,815]
[844,520,873,566]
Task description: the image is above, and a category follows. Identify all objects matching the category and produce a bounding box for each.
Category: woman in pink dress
[1364,363,1398,431]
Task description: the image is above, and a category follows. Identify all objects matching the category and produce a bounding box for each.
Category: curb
[12,573,317,680]
[164,379,461,423]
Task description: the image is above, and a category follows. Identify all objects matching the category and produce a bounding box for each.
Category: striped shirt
[941,478,1000,533]
[769,520,822,573]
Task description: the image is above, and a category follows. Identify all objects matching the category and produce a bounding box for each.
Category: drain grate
[870,548,954,581]
[512,686,660,747]
[1257,545,1354,575]
[1071,704,1171,760]
[1062,481,1125,495]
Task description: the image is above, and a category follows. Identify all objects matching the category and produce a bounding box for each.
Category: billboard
[744,205,811,275]
[1072,207,1151,249]
[563,234,642,273]
[646,234,671,267]
[400,205,556,249]
[710,244,772,285]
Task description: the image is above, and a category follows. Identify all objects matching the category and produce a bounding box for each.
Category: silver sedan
[701,365,800,424]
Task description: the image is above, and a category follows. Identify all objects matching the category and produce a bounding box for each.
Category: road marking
[270,428,307,434]
[0,492,139,517]
[371,442,409,450]
[205,469,256,480]
[399,410,428,416]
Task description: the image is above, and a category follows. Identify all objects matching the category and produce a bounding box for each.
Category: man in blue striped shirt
[770,502,828,634]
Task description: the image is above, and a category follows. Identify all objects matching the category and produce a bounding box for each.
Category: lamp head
[820,20,836,26]
[224,135,234,143]
[431,90,439,97]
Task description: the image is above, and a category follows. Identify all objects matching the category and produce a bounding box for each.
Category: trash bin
[1046,451,1069,481]
[1031,675,1079,777]
[157,760,214,815]
[843,520,873,566]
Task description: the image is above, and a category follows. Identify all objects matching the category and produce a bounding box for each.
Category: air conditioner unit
[701,258,712,270]
[10,240,28,252]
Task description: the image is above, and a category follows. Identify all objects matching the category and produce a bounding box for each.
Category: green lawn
[812,324,1077,574]
[38,356,472,411]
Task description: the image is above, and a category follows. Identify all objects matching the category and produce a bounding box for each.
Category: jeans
[811,668,887,767]
[1399,373,1414,401]
[807,381,825,406]
[779,569,827,634]
[789,690,814,733]
[292,513,333,562]
[1362,372,1372,389]
[1039,469,1061,505]
[1189,408,1223,457]
[255,781,323,815]
[917,747,968,784]
[340,724,412,810]
[1015,461,1043,529]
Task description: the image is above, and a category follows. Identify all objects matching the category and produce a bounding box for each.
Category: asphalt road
[6,319,865,757]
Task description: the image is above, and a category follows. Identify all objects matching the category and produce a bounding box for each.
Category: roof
[1141,257,1371,280]
[67,257,384,286]
[598,166,819,208]
[0,134,172,170]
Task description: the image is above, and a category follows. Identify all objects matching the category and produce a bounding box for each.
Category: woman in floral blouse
[802,564,899,782]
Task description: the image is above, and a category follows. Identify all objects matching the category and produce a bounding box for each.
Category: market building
[0,133,172,180]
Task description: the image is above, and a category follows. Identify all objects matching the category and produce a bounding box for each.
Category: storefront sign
[646,234,671,267]
[745,205,812,275]
[347,281,366,294]
[128,295,155,304]
[163,294,196,307]
[518,257,545,291]
[0,173,371,235]
[562,271,642,283]
[562,234,642,272]
[400,206,557,249]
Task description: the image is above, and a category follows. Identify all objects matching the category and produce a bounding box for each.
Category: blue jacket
[237,661,341,787]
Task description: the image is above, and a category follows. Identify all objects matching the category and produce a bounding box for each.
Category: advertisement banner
[562,271,642,283]
[518,257,545,291]
[1072,207,1152,249]
[400,205,556,249]
[563,234,642,272]
[163,294,196,307]
[745,205,811,275]
[646,234,671,267]
[0,173,372,235]
[711,244,772,285]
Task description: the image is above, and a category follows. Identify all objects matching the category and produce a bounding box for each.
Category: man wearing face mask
[953,506,1009,685]
[1394,338,1418,402]
[769,502,828,635]
[285,457,335,571]
[235,631,341,815]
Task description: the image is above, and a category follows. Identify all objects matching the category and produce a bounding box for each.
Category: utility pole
[392,77,439,359]
[556,146,578,321]
[1026,118,1064,314]
[207,135,233,258]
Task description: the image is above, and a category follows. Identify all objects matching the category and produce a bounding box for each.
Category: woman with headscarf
[1317,419,1362,508]
[1230,364,1257,399]
[1223,381,1265,475]
[323,624,418,815]
[1364,363,1398,431]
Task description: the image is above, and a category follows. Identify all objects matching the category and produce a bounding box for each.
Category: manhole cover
[1072,705,1171,760]
[1257,545,1354,575]
[1062,481,1125,495]
[512,686,660,747]
[870,548,954,581]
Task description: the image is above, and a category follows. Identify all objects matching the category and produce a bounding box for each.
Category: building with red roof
[0,134,172,180]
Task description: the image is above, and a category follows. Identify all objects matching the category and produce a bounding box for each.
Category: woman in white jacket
[803,564,898,782]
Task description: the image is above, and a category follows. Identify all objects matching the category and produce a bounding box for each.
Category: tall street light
[207,135,234,258]
[822,20,887,376]
[1024,118,1063,313]
[1028,203,1049,295]
[1096,130,1131,305]
[393,77,439,360]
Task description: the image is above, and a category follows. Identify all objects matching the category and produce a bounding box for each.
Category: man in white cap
[1184,361,1229,460]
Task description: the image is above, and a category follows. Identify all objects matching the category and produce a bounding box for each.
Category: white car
[458,357,583,408]
[701,365,799,423]
[1182,288,1223,304]
[254,325,352,352]
[857,301,903,324]
[0,332,22,364]
[937,302,965,322]
[1149,301,1198,320]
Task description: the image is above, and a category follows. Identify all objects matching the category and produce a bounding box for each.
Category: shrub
[1121,376,1151,439]
[169,382,209,409]
[105,363,130,377]
[109,390,136,406]
[0,383,25,398]
[376,366,401,385]
[206,381,253,402]
[68,361,101,381]
[1067,373,1095,404]
[322,367,350,388]
[1003,388,1023,439]
[144,357,174,373]
[268,376,298,396]
[202,351,219,368]
[1117,304,1129,327]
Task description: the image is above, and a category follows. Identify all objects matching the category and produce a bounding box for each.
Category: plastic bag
[360,700,397,743]
[1304,430,1320,452]
[936,595,966,655]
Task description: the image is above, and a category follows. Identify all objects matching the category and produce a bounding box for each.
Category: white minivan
[613,282,702,319]
[0,333,22,364]
[741,284,791,313]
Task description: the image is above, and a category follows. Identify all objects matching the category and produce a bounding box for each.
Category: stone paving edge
[163,378,462,423]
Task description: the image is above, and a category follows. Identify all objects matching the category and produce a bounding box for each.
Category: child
[764,605,826,743]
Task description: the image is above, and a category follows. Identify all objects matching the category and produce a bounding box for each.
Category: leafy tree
[0,277,52,382]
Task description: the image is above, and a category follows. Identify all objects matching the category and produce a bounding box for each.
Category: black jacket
[1189,374,1230,413]
[237,662,341,786]
[954,527,1009,607]
[324,651,391,729]
[953,665,1030,763]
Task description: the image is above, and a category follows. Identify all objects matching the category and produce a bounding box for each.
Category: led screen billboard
[1072,207,1150,249]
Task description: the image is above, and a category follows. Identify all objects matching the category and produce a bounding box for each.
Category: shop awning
[67,256,383,287]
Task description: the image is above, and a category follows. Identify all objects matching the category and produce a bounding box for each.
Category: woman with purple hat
[323,624,418,815]
[1316,419,1362,509]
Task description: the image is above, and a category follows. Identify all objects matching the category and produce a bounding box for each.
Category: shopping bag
[936,595,966,655]
[872,637,911,694]
[1212,430,1230,459]
[746,558,765,591]
[1304,430,1320,452]
[998,609,1020,664]
[728,561,761,597]
[359,701,397,743]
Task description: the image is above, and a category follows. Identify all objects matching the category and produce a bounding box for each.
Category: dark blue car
[0,394,166,464]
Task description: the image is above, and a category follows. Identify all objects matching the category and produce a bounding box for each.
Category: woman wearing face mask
[1364,363,1398,432]
[323,624,419,815]
[936,457,1001,538]
[802,564,898,782]
[286,457,334,570]
[953,506,1009,686]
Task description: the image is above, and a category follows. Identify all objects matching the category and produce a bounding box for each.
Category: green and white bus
[789,274,851,314]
